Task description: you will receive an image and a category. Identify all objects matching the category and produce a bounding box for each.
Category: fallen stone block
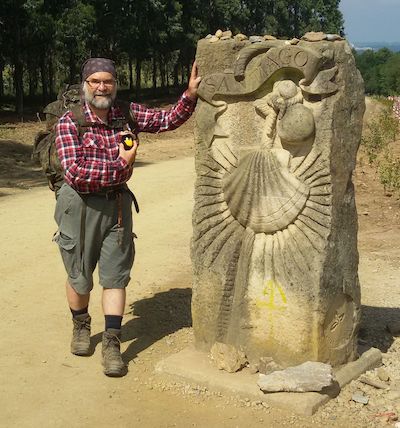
[258,361,334,393]
[210,342,247,373]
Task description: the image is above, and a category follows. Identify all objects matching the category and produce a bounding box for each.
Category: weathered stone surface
[288,37,300,45]
[221,30,232,40]
[234,33,248,42]
[359,375,388,390]
[352,392,369,404]
[210,342,247,372]
[377,367,390,382]
[249,35,264,43]
[302,31,326,41]
[247,356,281,374]
[263,35,277,40]
[258,361,334,392]
[192,36,364,368]
[258,356,282,374]
[326,34,344,41]
[335,348,382,386]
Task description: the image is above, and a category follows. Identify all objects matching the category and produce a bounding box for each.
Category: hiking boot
[102,328,126,377]
[71,314,91,356]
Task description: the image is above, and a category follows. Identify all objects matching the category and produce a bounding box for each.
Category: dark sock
[70,307,89,318]
[105,315,123,331]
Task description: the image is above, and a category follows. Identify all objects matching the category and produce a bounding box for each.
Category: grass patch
[362,99,400,195]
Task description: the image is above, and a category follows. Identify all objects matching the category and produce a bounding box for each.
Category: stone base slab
[155,346,382,416]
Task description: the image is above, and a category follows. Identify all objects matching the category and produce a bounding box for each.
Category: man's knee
[68,274,94,295]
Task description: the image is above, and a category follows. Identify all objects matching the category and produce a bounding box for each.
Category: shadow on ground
[0,139,46,190]
[90,287,192,362]
[359,305,400,353]
[130,160,154,168]
[89,298,400,367]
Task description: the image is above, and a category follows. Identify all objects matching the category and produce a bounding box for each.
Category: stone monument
[191,34,365,368]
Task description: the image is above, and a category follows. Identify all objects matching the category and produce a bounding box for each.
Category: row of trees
[0,0,344,115]
[355,48,400,96]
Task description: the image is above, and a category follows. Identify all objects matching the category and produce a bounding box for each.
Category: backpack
[32,84,137,192]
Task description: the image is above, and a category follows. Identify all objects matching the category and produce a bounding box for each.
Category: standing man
[54,57,200,377]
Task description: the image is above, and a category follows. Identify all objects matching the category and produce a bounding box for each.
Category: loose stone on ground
[257,362,334,393]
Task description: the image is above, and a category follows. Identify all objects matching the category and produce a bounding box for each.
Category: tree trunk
[160,55,166,89]
[165,57,170,88]
[129,57,134,91]
[14,23,24,118]
[40,56,48,105]
[173,61,179,87]
[135,58,141,99]
[180,63,185,85]
[48,53,55,99]
[68,43,76,85]
[14,61,24,117]
[0,58,4,98]
[186,61,191,85]
[28,57,37,98]
[152,56,157,91]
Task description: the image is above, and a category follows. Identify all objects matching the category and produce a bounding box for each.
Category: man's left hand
[186,61,201,100]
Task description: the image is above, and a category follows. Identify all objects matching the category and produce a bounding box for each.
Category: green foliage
[378,150,400,194]
[55,1,96,59]
[362,104,398,163]
[379,108,399,142]
[362,119,388,164]
[355,49,400,96]
[0,0,344,112]
[362,101,400,195]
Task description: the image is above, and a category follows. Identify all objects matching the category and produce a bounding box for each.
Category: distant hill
[351,41,400,52]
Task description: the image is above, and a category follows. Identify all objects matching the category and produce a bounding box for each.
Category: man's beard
[83,83,116,109]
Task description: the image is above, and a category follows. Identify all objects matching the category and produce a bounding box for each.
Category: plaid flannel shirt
[55,91,196,193]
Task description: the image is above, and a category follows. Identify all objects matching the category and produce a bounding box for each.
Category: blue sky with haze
[339,0,400,42]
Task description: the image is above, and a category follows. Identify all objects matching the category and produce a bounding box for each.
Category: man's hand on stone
[186,61,201,100]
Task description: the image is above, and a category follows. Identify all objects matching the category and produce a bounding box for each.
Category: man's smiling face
[83,71,117,110]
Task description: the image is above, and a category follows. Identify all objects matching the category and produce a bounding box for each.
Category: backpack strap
[113,100,138,133]
[70,104,99,138]
[69,101,137,136]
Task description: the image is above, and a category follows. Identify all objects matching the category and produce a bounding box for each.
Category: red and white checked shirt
[55,91,196,193]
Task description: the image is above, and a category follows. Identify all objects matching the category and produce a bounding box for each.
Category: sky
[339,0,400,43]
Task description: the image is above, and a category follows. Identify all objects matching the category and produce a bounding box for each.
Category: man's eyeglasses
[85,79,116,88]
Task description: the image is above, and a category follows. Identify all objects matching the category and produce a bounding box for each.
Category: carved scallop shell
[223,149,309,233]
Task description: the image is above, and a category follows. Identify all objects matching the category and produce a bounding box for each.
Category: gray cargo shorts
[53,183,135,294]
